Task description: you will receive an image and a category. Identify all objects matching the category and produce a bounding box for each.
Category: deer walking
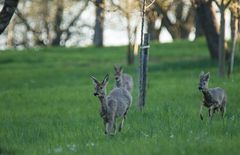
[90,74,132,135]
[114,66,133,93]
[198,71,227,120]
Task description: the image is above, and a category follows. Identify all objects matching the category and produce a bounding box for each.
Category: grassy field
[0,39,240,155]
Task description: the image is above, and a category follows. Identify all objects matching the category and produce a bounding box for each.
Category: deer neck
[202,88,212,101]
[98,95,108,113]
[116,75,124,88]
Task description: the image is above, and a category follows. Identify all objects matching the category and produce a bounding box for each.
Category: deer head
[90,74,109,98]
[198,71,210,91]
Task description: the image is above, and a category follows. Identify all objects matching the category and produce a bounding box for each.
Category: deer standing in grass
[114,66,133,93]
[90,74,132,135]
[198,71,227,120]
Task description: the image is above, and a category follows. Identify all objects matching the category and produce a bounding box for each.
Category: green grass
[0,39,240,155]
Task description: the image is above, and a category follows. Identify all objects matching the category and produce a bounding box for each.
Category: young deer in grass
[198,71,227,120]
[90,74,132,135]
[114,65,133,93]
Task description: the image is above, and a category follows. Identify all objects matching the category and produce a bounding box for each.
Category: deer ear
[199,71,204,77]
[102,74,109,85]
[120,66,123,72]
[90,75,99,85]
[114,65,118,71]
[205,72,210,80]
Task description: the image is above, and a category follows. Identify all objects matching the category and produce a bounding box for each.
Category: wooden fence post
[138,33,150,110]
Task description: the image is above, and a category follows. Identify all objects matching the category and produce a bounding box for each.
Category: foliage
[229,0,240,17]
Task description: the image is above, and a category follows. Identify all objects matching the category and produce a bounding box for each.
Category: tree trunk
[52,0,64,46]
[126,16,134,65]
[176,1,191,39]
[153,3,180,40]
[161,16,180,39]
[7,16,15,48]
[154,2,193,40]
[195,1,219,59]
[0,0,19,34]
[147,11,160,41]
[228,14,238,77]
[218,5,226,78]
[127,43,134,65]
[195,8,204,38]
[147,21,160,41]
[93,0,104,47]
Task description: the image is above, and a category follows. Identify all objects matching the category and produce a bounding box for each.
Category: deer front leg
[208,106,214,120]
[199,103,204,120]
[220,106,226,119]
[119,107,129,131]
[118,117,125,132]
[106,114,116,135]
[103,121,107,134]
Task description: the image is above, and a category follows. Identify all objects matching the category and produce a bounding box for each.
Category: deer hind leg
[220,106,226,119]
[118,117,125,132]
[106,114,116,135]
[103,121,107,134]
[200,103,203,120]
[119,107,129,132]
[209,106,214,120]
[123,107,129,119]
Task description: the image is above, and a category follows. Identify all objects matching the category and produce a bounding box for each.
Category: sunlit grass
[0,39,240,155]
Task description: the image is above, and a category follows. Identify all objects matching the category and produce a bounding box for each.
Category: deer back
[207,87,227,107]
[107,87,132,117]
[122,73,133,93]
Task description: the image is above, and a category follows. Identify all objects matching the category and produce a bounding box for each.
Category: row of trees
[0,0,240,77]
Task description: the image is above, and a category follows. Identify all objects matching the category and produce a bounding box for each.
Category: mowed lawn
[0,39,240,155]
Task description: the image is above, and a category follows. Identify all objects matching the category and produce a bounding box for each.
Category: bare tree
[6,15,15,47]
[0,0,19,34]
[51,0,91,46]
[110,0,140,65]
[13,0,90,47]
[52,0,64,46]
[154,0,195,40]
[93,0,104,47]
[195,7,204,38]
[146,8,161,41]
[228,0,240,77]
[193,0,220,59]
[213,0,232,78]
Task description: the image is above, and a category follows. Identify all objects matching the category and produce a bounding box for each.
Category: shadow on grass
[0,146,15,155]
[149,57,218,72]
[0,57,43,65]
[150,55,240,73]
[0,58,14,64]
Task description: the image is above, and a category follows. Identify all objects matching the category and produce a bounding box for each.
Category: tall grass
[0,39,239,155]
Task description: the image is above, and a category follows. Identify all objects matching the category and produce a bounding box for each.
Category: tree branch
[63,0,90,40]
[109,0,125,13]
[15,9,41,34]
[225,0,232,8]
[63,0,90,31]
[212,0,221,8]
[145,0,156,11]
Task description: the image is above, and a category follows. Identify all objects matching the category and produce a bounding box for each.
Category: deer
[90,74,132,135]
[114,65,133,93]
[198,71,227,121]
